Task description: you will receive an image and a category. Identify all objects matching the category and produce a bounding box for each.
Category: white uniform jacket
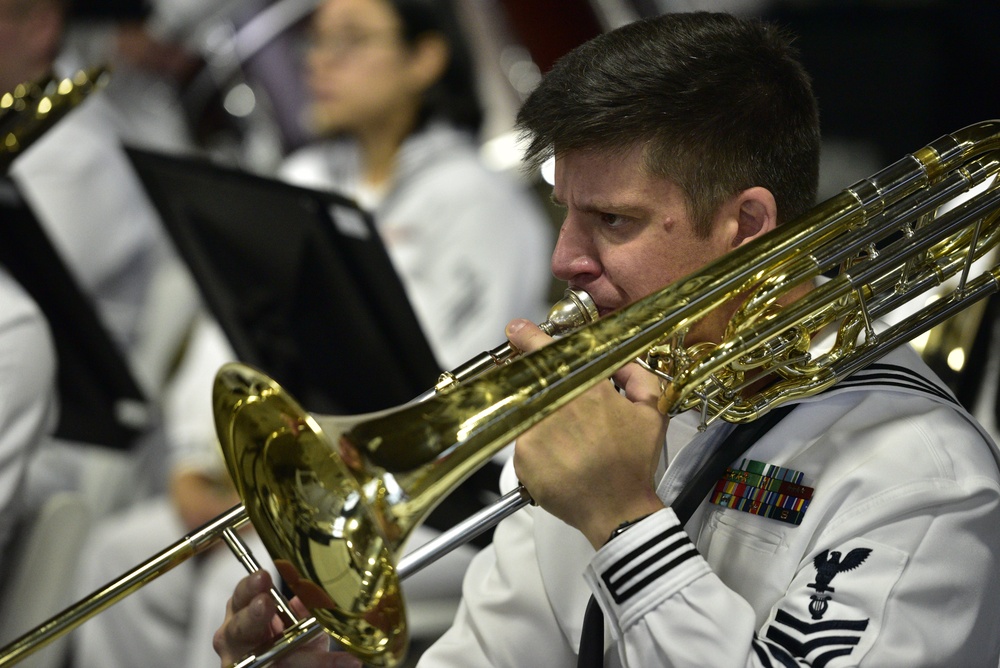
[421,342,1000,667]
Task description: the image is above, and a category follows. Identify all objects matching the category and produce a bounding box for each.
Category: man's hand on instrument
[505,318,666,549]
[213,571,362,668]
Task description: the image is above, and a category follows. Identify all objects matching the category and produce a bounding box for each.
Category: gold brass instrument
[0,67,109,172]
[210,120,1000,667]
[1,121,999,668]
[0,290,597,668]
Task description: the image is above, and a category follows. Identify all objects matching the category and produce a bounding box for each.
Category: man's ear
[408,33,449,93]
[731,187,777,248]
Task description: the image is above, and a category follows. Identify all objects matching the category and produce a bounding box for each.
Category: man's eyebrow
[549,191,650,217]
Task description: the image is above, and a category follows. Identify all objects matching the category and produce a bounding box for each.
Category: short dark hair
[516,11,821,235]
[392,0,483,135]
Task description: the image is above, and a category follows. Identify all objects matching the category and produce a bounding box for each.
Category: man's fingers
[507,321,661,409]
[232,570,274,612]
[288,596,311,620]
[215,573,279,665]
[612,360,664,407]
[506,319,552,354]
[224,592,274,643]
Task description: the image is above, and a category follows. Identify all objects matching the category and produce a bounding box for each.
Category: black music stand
[125,148,508,546]
[125,147,442,416]
[0,178,148,449]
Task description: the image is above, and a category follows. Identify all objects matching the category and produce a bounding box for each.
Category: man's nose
[551,216,599,283]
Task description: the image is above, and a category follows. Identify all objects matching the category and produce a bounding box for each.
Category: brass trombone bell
[213,288,597,666]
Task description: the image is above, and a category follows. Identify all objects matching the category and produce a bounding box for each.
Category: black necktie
[575,404,797,667]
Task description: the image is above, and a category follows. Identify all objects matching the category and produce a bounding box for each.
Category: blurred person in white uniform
[2,0,200,509]
[0,261,57,573]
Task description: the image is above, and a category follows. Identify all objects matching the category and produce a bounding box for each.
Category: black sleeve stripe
[602,525,686,582]
[607,533,691,588]
[598,525,700,604]
[607,547,699,604]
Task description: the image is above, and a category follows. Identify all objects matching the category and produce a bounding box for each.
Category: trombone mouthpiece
[540,288,598,336]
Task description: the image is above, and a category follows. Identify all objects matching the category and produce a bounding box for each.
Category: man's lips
[565,285,623,319]
[570,291,616,318]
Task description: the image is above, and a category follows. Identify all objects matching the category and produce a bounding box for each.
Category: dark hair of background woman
[392,0,484,135]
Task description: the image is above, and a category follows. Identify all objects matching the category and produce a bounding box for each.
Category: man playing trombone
[214,11,1000,667]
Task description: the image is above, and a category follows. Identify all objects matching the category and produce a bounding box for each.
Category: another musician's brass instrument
[0,67,109,172]
[1,121,999,668]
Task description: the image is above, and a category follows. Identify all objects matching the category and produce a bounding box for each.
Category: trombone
[0,289,598,668]
[3,121,1000,667]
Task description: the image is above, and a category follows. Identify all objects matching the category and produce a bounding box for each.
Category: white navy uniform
[421,333,1000,667]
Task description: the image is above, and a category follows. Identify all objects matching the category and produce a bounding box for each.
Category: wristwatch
[605,513,652,545]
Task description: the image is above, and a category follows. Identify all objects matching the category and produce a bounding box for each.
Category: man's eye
[599,212,626,227]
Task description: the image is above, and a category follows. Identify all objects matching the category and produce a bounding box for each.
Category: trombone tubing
[0,473,530,668]
[0,505,250,667]
[229,486,534,668]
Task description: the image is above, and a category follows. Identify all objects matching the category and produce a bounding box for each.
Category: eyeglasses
[306,30,402,61]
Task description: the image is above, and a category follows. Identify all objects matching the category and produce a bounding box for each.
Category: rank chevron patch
[763,538,901,666]
[710,459,814,525]
[760,609,870,668]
